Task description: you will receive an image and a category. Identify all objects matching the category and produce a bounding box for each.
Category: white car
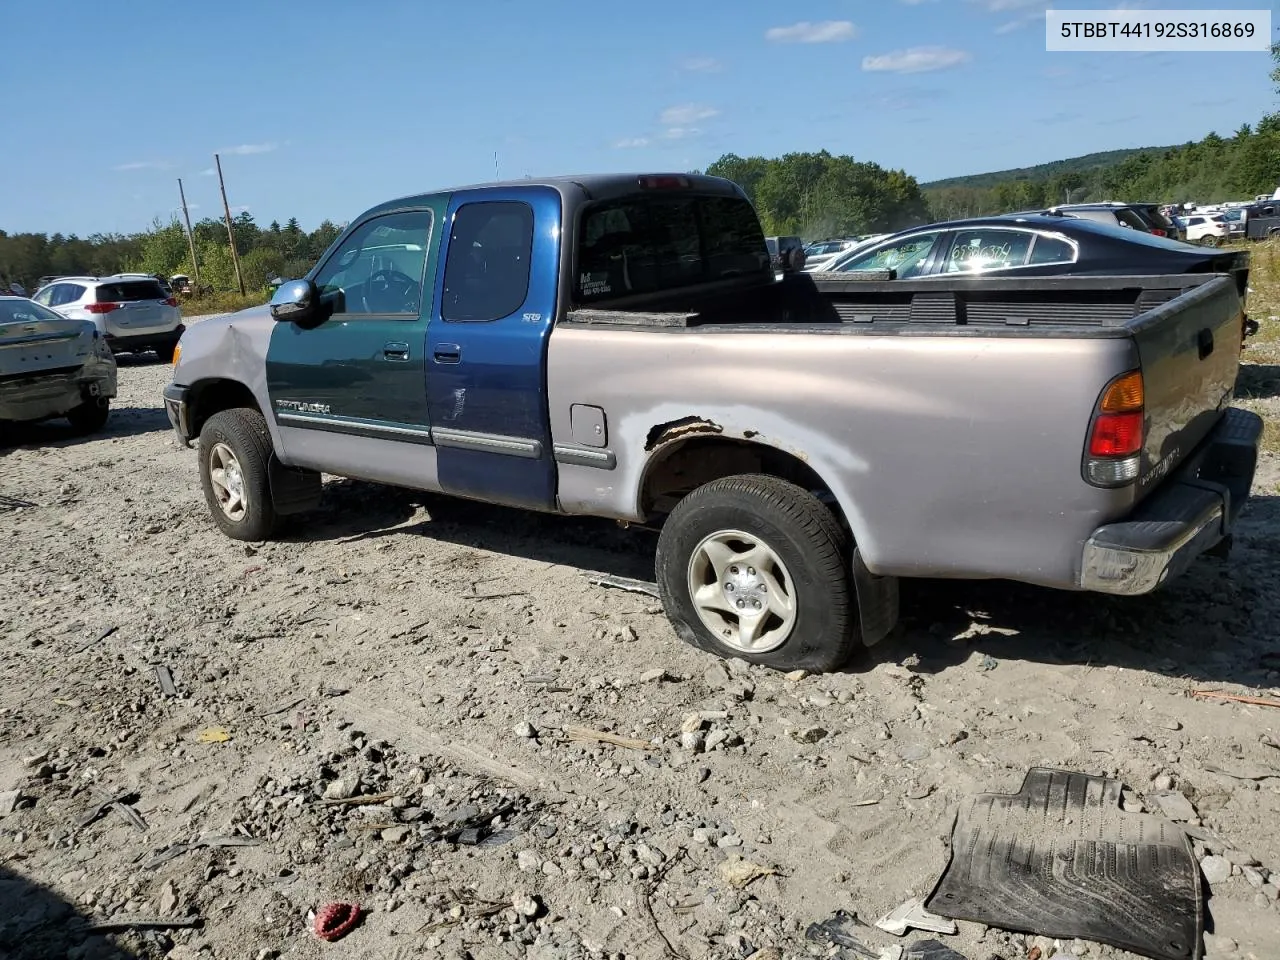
[1181,214,1229,246]
[804,235,890,272]
[32,274,184,361]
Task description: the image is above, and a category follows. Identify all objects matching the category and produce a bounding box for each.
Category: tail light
[1150,228,1167,237]
[163,297,178,307]
[85,302,121,314]
[638,175,691,189]
[1084,370,1144,487]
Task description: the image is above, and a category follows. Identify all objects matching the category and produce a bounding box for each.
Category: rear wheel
[655,474,857,672]
[155,341,178,363]
[198,408,280,541]
[66,398,110,435]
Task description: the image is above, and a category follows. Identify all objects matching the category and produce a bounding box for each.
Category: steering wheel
[363,269,420,313]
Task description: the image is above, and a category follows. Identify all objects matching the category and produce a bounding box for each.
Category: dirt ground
[3,346,1280,960]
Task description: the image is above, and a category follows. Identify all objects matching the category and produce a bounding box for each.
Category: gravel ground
[2,352,1280,960]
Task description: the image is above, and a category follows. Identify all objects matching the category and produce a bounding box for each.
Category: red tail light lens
[638,175,690,189]
[163,297,178,307]
[1150,228,1167,237]
[1088,411,1143,456]
[85,302,121,314]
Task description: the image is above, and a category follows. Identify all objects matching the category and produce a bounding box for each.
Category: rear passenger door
[424,187,561,511]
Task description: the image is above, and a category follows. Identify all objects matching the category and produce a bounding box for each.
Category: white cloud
[765,20,857,43]
[662,127,701,140]
[219,142,277,156]
[114,160,170,171]
[198,168,216,176]
[862,46,971,73]
[660,104,719,126]
[679,56,723,72]
[612,137,650,149]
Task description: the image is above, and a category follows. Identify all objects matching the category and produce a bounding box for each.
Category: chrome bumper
[1080,408,1262,595]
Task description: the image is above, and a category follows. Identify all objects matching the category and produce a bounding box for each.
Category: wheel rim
[208,442,248,522]
[686,529,798,653]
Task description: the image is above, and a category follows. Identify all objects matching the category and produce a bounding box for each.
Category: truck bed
[550,271,1246,587]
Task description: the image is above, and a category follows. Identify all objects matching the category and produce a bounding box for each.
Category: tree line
[0,214,343,296]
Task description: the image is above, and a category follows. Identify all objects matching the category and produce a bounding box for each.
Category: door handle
[383,341,410,361]
[434,342,462,363]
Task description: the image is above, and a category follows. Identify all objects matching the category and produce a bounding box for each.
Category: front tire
[198,408,280,541]
[655,474,857,672]
[66,398,110,435]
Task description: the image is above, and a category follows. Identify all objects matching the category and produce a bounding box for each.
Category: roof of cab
[361,173,746,219]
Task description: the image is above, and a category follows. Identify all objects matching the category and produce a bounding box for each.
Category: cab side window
[441,201,535,322]
[312,210,432,317]
[943,229,1033,273]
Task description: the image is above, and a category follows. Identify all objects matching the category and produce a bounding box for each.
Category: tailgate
[1129,275,1242,497]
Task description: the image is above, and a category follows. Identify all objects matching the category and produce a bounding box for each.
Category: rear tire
[66,398,110,435]
[655,474,857,673]
[155,341,178,363]
[198,408,280,542]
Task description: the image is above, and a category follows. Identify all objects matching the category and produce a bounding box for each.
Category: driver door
[265,203,444,476]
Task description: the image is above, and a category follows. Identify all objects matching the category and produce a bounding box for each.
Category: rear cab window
[575,194,769,303]
[96,280,166,302]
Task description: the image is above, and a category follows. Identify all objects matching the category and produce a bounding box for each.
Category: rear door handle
[383,341,410,361]
[434,342,461,363]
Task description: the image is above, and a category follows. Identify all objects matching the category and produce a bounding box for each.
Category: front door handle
[434,342,462,364]
[383,341,410,361]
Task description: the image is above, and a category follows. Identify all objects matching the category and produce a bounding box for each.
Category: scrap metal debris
[875,898,957,937]
[154,665,177,697]
[585,573,661,598]
[804,909,877,958]
[1190,689,1280,709]
[87,915,202,932]
[77,790,147,832]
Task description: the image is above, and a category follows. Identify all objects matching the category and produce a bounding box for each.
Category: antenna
[495,151,500,179]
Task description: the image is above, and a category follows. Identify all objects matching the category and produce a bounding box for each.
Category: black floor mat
[925,768,1203,960]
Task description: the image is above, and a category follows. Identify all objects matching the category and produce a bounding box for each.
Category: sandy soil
[3,352,1280,960]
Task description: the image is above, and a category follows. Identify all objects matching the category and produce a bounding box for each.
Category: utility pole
[214,153,246,295]
[176,178,201,288]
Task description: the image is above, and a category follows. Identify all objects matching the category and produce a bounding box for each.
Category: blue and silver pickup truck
[164,173,1262,672]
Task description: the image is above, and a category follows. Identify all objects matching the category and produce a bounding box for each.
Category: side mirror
[269,279,316,323]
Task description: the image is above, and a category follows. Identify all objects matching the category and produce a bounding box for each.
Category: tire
[198,408,280,542]
[155,341,178,363]
[655,474,857,673]
[66,398,110,435]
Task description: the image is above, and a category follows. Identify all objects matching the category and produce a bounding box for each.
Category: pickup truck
[163,173,1262,673]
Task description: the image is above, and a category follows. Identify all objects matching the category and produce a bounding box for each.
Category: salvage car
[821,214,1248,280]
[0,296,116,437]
[163,173,1261,673]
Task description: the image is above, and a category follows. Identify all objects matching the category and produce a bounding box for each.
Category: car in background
[802,234,889,272]
[1015,202,1186,241]
[0,296,116,439]
[819,214,1248,283]
[764,236,806,273]
[32,275,184,362]
[1220,208,1245,239]
[1180,213,1230,245]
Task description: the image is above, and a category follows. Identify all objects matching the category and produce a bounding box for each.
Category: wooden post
[176,178,201,288]
[214,153,246,295]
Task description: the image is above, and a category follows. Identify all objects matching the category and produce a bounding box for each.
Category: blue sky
[0,0,1272,235]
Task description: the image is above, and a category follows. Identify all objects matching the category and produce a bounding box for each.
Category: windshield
[0,298,67,323]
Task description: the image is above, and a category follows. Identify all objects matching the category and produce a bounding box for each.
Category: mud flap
[268,455,322,516]
[853,547,897,646]
[925,768,1203,960]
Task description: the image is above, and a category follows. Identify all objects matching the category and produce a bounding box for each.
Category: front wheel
[198,408,280,541]
[655,474,857,672]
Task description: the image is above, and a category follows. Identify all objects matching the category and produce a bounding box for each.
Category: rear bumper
[1079,407,1262,595]
[105,324,184,351]
[0,358,117,423]
[163,382,192,447]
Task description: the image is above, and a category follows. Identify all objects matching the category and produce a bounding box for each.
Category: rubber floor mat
[925,768,1202,960]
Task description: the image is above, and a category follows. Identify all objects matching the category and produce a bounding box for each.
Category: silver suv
[32,275,184,361]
